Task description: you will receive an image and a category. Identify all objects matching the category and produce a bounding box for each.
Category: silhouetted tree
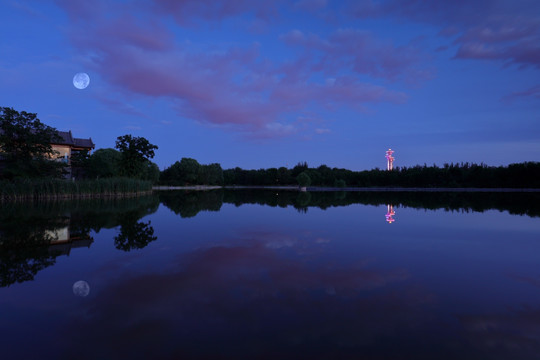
[0,107,65,179]
[86,148,122,178]
[115,135,158,178]
[198,163,223,185]
[291,161,309,178]
[144,161,160,183]
[70,149,90,179]
[161,158,224,186]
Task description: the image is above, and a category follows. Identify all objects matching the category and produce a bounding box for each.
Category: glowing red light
[385,149,395,171]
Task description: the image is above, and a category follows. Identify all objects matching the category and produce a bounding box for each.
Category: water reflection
[457,306,540,358]
[58,229,417,359]
[0,190,540,359]
[114,213,157,252]
[47,225,93,253]
[2,190,539,289]
[0,213,92,288]
[160,189,540,218]
[73,280,90,297]
[0,196,159,287]
[385,204,396,223]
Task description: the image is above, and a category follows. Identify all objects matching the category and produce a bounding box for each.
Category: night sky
[1,0,539,170]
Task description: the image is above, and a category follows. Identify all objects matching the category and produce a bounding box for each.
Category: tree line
[72,138,160,183]
[0,107,159,182]
[2,107,539,188]
[159,160,540,188]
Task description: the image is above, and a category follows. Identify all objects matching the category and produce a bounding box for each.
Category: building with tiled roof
[50,130,95,178]
[0,127,95,178]
[51,130,95,156]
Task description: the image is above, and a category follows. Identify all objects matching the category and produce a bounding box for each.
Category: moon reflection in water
[73,280,90,297]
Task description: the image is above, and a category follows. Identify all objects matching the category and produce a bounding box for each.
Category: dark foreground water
[1,190,540,359]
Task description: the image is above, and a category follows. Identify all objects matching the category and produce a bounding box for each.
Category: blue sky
[1,0,539,170]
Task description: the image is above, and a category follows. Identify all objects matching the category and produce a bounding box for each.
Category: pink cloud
[96,16,174,51]
[454,25,540,69]
[150,0,281,25]
[54,0,108,21]
[349,0,493,27]
[280,28,433,83]
[95,94,150,119]
[348,0,540,70]
[57,0,412,138]
[294,0,328,12]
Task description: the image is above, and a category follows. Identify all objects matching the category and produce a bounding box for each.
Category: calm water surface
[1,190,540,359]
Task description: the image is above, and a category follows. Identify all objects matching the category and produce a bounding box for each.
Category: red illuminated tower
[385,149,395,171]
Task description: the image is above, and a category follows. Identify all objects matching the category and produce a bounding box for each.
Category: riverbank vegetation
[159,159,540,189]
[2,107,539,191]
[1,107,159,200]
[0,178,152,201]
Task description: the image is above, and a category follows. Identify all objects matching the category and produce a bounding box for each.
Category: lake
[1,190,540,359]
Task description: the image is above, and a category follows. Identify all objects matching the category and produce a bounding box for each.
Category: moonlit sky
[1,0,539,170]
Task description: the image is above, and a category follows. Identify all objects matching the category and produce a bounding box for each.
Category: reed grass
[0,177,152,201]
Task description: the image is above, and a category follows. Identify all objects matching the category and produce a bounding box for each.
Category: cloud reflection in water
[59,230,428,359]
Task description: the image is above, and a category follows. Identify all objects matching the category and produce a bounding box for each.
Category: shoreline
[0,190,154,202]
[154,185,540,192]
[153,185,223,190]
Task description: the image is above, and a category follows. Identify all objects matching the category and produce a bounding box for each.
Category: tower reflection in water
[385,205,396,224]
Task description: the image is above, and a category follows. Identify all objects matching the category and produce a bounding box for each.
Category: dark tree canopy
[87,148,122,178]
[0,107,65,179]
[115,135,158,179]
[297,171,311,187]
[160,158,223,186]
[70,149,91,179]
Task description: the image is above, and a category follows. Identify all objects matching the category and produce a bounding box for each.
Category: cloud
[348,0,540,70]
[280,28,433,83]
[502,84,540,102]
[315,128,331,134]
[95,94,150,119]
[294,0,328,12]
[56,0,414,139]
[54,0,108,22]
[150,0,282,25]
[264,122,297,136]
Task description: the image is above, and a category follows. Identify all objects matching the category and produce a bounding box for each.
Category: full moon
[73,72,90,89]
[73,280,90,297]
